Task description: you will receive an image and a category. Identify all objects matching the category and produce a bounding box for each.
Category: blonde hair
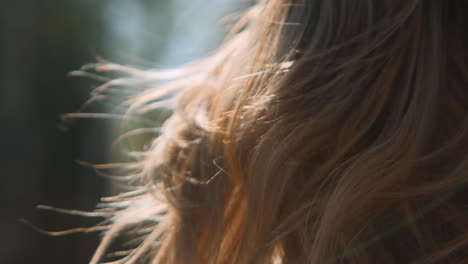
[78,0,468,263]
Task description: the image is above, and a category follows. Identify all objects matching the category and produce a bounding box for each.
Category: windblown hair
[82,0,468,263]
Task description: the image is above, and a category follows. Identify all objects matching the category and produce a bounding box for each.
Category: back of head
[88,1,468,263]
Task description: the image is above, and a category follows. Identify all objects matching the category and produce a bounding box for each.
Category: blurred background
[1,0,247,263]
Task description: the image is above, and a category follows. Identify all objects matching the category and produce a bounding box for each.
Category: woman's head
[86,1,468,263]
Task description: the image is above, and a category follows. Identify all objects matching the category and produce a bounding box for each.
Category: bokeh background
[1,0,246,263]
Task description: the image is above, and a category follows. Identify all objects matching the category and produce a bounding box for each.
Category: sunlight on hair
[66,0,468,263]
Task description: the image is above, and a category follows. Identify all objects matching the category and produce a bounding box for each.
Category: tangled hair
[81,0,468,263]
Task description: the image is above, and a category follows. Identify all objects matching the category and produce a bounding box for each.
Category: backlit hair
[82,1,468,263]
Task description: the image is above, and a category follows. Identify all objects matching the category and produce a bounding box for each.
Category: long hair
[83,0,468,263]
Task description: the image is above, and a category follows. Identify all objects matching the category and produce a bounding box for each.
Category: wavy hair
[80,0,468,263]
